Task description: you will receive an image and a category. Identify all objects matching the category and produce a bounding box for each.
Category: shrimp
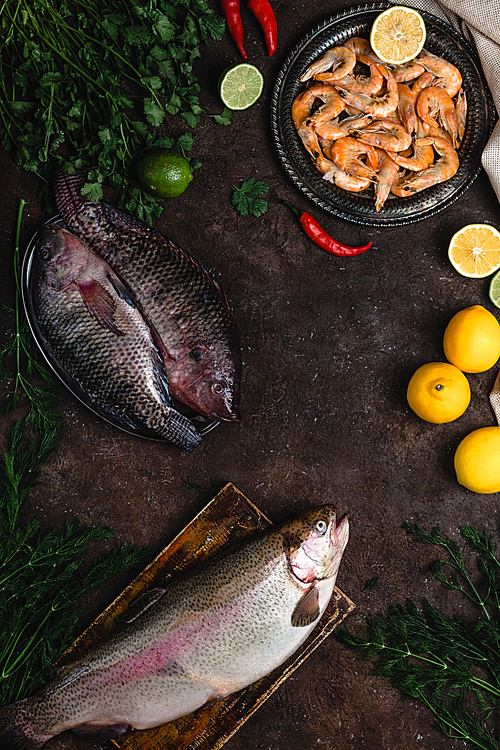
[397,83,418,137]
[416,51,462,98]
[304,84,345,127]
[344,36,383,63]
[336,64,399,118]
[455,87,467,145]
[316,153,372,192]
[315,113,373,141]
[391,136,459,196]
[353,118,412,152]
[300,45,356,82]
[320,54,383,94]
[391,60,425,82]
[416,86,459,147]
[329,136,378,180]
[292,89,322,159]
[373,148,401,211]
[388,137,435,171]
[412,71,435,95]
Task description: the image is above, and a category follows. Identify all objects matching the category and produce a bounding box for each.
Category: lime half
[219,64,264,111]
[489,269,500,309]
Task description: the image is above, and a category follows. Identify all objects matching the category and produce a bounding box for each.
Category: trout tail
[0,698,51,750]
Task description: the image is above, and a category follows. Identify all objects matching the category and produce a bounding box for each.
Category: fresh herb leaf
[211,106,234,126]
[362,576,379,592]
[335,524,500,750]
[231,178,269,218]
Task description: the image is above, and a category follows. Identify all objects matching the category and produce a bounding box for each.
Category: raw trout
[53,169,242,422]
[0,505,349,749]
[30,223,201,451]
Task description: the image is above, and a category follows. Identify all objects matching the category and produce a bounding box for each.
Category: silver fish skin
[54,169,242,423]
[0,506,349,749]
[31,223,201,451]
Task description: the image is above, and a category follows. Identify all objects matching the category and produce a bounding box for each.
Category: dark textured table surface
[1,1,500,749]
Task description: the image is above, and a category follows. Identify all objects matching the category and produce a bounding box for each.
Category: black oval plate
[271,2,496,226]
[22,219,219,440]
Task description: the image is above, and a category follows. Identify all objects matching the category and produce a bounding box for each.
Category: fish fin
[164,409,202,452]
[107,269,137,309]
[120,586,166,623]
[291,586,320,627]
[76,278,124,336]
[54,168,87,222]
[0,698,51,749]
[72,722,129,742]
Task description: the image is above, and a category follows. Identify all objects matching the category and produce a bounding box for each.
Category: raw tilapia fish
[54,169,242,422]
[0,505,349,749]
[30,223,201,451]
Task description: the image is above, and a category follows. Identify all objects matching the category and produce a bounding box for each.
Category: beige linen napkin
[390,0,500,204]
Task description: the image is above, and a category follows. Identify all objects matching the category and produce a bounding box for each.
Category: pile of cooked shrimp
[292,36,466,211]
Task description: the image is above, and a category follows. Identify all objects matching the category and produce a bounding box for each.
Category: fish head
[167,344,241,422]
[284,505,349,585]
[36,224,90,290]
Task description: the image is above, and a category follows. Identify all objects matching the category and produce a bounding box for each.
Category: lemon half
[370,6,426,65]
[448,223,500,278]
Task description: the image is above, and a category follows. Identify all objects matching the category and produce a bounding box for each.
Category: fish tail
[0,698,51,750]
[54,168,88,221]
[166,409,202,452]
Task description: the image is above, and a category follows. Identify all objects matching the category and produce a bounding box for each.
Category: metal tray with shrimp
[271,2,496,227]
[21,218,219,440]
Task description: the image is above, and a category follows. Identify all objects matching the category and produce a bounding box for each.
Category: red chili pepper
[220,0,247,59]
[247,0,277,56]
[284,202,372,257]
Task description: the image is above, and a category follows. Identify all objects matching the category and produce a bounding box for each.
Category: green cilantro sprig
[231,178,269,218]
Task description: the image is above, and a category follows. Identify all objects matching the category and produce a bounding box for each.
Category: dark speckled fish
[53,169,242,422]
[0,505,348,749]
[30,223,201,451]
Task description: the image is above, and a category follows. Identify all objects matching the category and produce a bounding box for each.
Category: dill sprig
[335,524,500,750]
[0,201,150,705]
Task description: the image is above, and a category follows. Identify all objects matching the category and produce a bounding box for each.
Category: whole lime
[137,149,193,198]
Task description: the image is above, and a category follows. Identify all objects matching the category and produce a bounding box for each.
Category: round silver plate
[22,217,220,439]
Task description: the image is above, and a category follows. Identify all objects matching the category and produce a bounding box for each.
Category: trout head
[36,224,90,290]
[166,344,241,421]
[283,505,349,586]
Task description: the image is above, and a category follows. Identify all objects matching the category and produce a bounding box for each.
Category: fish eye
[314,519,328,534]
[189,349,204,363]
[40,247,51,260]
[211,381,227,395]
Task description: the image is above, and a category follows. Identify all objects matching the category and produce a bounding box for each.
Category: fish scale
[0,505,349,749]
[54,170,242,422]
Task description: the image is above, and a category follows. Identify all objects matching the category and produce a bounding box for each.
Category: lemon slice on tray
[370,6,426,65]
[219,64,264,111]
[448,223,500,278]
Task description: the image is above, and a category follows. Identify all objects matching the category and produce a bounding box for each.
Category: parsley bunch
[0,0,225,221]
[336,524,500,750]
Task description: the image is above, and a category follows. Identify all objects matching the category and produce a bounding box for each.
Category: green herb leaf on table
[335,524,500,750]
[231,178,269,218]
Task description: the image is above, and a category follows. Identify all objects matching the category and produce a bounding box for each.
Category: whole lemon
[454,426,500,493]
[443,305,500,373]
[137,149,193,198]
[407,362,471,424]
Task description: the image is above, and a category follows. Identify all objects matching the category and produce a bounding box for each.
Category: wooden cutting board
[57,483,355,750]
